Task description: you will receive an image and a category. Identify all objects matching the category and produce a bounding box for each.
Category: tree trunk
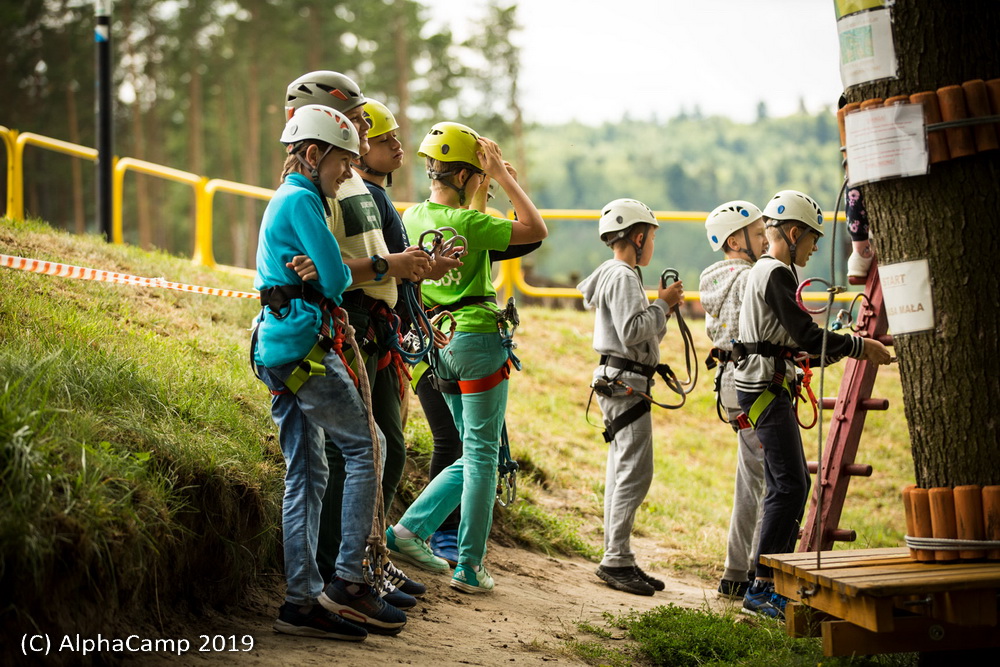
[393,7,414,202]
[66,83,86,235]
[846,1,1000,487]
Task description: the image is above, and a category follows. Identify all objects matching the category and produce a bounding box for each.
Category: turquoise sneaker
[450,564,495,594]
[385,525,450,573]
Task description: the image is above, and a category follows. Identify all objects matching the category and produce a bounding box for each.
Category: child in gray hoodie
[699,200,768,601]
[577,198,684,596]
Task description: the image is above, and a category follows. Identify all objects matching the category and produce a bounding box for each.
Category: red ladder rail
[799,259,893,552]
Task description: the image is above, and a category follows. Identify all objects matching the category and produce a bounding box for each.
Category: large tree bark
[846,2,1000,487]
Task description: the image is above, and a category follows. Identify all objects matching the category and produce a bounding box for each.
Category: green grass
[1,216,917,661]
[572,605,917,667]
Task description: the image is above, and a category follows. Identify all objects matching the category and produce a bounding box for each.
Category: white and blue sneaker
[450,564,495,594]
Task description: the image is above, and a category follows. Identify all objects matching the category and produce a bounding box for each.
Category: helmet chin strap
[740,227,758,263]
[428,168,476,206]
[294,144,334,215]
[767,221,800,279]
[359,158,392,187]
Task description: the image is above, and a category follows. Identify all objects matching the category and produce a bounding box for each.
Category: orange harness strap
[456,360,511,395]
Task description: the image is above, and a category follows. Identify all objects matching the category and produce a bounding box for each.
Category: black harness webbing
[731,341,798,427]
[259,282,328,317]
[602,400,651,443]
[425,295,496,318]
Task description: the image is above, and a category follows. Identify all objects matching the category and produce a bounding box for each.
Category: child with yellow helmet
[385,121,547,593]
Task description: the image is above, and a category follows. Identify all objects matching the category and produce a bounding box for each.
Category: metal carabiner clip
[496,470,518,507]
[418,228,445,257]
[436,226,469,258]
[660,268,679,289]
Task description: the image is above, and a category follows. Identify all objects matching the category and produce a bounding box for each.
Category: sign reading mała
[879,259,935,335]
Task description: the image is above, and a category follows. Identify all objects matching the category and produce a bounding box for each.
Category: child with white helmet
[699,200,768,600]
[577,198,684,596]
[733,190,891,619]
[251,105,399,640]
[386,120,547,594]
[283,71,431,627]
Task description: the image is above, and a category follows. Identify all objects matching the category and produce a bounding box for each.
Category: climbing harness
[704,347,741,427]
[730,341,799,428]
[251,293,389,592]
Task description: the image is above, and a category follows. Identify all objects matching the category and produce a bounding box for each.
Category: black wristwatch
[371,255,389,281]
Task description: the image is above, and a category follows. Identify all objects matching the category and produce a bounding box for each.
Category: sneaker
[273,602,368,641]
[386,525,450,573]
[847,250,873,279]
[430,529,459,568]
[385,560,427,597]
[596,565,654,596]
[319,578,407,635]
[717,579,751,599]
[634,565,665,592]
[450,563,495,594]
[743,580,784,619]
[380,581,416,610]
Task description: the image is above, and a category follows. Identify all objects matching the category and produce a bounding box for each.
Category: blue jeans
[399,332,508,567]
[737,389,809,580]
[258,351,382,606]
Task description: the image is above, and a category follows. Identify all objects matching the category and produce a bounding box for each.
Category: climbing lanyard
[660,268,698,395]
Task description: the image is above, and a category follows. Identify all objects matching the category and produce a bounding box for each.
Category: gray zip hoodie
[577,259,670,373]
[699,258,752,409]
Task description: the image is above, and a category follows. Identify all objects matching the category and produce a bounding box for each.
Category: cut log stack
[837,78,1000,165]
[902,485,1000,562]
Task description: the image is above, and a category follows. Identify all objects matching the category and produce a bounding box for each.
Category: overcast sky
[423,0,844,124]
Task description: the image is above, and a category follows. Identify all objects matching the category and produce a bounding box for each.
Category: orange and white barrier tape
[1,253,259,299]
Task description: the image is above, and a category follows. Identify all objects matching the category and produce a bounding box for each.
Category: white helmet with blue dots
[762,190,824,237]
[705,200,763,251]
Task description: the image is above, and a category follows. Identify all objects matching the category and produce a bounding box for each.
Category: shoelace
[384,561,409,588]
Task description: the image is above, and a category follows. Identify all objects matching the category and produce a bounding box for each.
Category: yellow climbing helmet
[362,99,399,140]
[417,121,482,170]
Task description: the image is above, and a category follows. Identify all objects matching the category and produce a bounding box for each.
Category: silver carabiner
[436,226,468,258]
[418,228,445,257]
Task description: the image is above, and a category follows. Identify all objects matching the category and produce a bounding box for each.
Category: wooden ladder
[799,259,894,552]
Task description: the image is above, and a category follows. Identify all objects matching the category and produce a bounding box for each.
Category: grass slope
[1,217,916,664]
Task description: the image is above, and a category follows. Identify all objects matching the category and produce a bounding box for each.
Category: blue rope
[392,280,433,365]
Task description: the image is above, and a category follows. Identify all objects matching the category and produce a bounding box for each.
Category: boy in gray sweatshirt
[699,200,768,600]
[577,198,684,596]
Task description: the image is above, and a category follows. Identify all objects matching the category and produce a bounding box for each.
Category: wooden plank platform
[762,547,1000,656]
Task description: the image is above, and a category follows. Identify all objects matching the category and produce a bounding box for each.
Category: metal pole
[95,0,113,240]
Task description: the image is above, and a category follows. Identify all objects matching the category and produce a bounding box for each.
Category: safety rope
[332,309,389,593]
[660,268,698,396]
[905,535,1000,550]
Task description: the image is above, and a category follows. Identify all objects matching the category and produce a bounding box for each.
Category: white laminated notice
[845,104,929,186]
[838,5,898,88]
[879,259,935,335]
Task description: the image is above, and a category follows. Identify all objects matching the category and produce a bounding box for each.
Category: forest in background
[1,0,850,286]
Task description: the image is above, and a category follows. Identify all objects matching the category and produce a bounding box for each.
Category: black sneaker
[385,560,427,597]
[273,603,368,641]
[596,565,654,596]
[320,578,407,635]
[381,581,416,610]
[717,579,751,599]
[634,565,665,591]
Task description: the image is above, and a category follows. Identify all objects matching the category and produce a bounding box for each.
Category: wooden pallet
[763,547,1000,656]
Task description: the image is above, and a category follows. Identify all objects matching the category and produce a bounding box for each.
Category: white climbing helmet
[762,190,824,237]
[705,200,763,251]
[280,104,360,157]
[598,198,659,242]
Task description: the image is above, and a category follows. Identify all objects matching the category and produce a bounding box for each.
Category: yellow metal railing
[1,126,16,217]
[8,132,99,221]
[4,127,852,303]
[202,178,275,270]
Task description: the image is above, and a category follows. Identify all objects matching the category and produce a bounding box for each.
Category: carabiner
[436,226,469,258]
[418,228,445,257]
[660,268,679,289]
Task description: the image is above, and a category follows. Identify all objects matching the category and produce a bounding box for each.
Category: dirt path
[135,539,729,667]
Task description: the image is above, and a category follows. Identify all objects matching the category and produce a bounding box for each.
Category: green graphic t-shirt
[403,201,512,333]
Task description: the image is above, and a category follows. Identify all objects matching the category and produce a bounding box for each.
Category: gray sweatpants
[722,407,766,582]
[594,368,654,568]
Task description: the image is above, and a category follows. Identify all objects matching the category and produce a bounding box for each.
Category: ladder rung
[821,397,889,410]
[807,462,873,477]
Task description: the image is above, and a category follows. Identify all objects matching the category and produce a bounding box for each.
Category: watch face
[373,256,389,274]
